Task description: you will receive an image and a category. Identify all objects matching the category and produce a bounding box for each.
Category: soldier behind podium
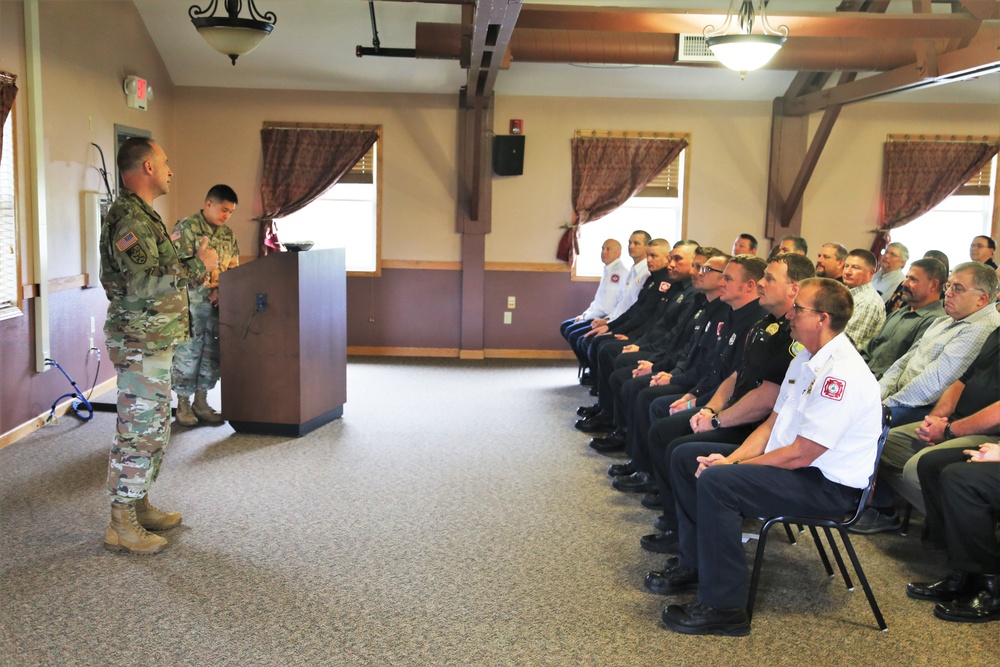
[171,184,240,427]
[100,137,218,555]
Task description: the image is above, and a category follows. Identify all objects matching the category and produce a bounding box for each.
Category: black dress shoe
[590,429,626,452]
[612,471,656,493]
[575,414,614,433]
[641,493,663,510]
[641,530,679,554]
[608,460,636,477]
[589,385,598,396]
[662,601,750,636]
[580,372,594,386]
[644,563,698,595]
[653,515,674,532]
[934,575,1000,623]
[907,571,975,602]
[576,402,601,418]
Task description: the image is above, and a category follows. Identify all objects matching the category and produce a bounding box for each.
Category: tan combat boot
[192,390,224,423]
[175,395,199,427]
[135,495,182,531]
[104,503,167,555]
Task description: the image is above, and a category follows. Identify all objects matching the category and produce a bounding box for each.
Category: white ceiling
[132,0,1000,104]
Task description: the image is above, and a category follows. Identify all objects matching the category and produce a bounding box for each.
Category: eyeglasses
[791,303,825,315]
[970,243,990,249]
[944,282,985,295]
[699,265,725,275]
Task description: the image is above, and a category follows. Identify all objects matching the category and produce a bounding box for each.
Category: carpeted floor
[0,357,996,666]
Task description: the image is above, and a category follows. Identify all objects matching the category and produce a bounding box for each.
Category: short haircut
[974,235,997,251]
[206,184,239,205]
[673,239,700,251]
[952,261,1000,302]
[779,234,808,254]
[823,242,848,261]
[771,252,817,283]
[647,238,670,250]
[631,230,652,244]
[909,258,948,287]
[696,246,728,261]
[886,241,909,263]
[117,137,156,173]
[738,233,758,250]
[800,277,854,333]
[924,249,950,274]
[847,248,877,270]
[729,254,767,282]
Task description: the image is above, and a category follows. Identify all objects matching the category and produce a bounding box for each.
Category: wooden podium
[218,248,346,436]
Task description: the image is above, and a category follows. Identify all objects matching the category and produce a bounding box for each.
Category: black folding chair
[746,405,892,631]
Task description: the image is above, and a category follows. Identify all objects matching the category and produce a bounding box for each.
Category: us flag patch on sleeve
[821,377,847,401]
[171,230,182,242]
[116,231,139,252]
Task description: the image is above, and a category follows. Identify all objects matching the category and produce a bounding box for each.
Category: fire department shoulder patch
[820,376,847,401]
[611,274,620,283]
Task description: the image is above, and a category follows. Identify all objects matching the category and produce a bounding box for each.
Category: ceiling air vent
[677,34,719,63]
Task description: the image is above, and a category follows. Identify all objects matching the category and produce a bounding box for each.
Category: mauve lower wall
[346,269,596,353]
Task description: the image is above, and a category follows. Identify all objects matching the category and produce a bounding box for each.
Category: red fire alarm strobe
[510,119,523,135]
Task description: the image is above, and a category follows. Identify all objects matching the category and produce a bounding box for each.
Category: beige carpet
[0,358,996,666]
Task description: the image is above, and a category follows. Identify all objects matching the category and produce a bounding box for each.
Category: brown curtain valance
[258,125,379,255]
[871,139,999,257]
[558,136,687,262]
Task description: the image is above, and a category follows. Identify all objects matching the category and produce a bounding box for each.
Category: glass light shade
[196,26,270,57]
[706,34,785,73]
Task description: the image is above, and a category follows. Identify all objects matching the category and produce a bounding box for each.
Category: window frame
[0,102,21,320]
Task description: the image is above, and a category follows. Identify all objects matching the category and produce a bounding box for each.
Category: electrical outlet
[255,293,268,313]
[90,316,96,334]
[507,296,516,309]
[88,336,94,349]
[503,311,512,324]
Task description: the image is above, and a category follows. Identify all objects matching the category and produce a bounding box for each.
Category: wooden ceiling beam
[517,6,983,39]
[781,21,1000,115]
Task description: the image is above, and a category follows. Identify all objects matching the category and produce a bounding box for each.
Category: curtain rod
[263,121,379,132]
[574,130,688,141]
[887,133,998,143]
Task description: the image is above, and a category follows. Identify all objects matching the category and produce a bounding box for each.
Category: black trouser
[625,383,690,466]
[671,442,860,610]
[918,449,1000,574]
[562,319,594,367]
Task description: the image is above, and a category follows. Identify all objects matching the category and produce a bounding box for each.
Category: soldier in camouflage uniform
[99,137,218,555]
[171,185,240,426]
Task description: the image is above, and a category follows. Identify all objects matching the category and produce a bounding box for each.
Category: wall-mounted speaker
[493,135,525,176]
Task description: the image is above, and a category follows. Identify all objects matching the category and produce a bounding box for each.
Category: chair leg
[747,519,777,622]
[899,503,912,537]
[836,527,889,631]
[783,522,797,545]
[808,526,835,577]
[823,526,854,591]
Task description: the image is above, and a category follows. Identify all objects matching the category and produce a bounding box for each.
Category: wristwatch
[711,415,722,430]
[944,424,956,440]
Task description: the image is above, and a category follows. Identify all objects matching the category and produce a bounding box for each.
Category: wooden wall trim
[22,273,89,299]
[380,260,463,271]
[0,377,116,451]
[348,347,575,360]
[484,262,570,272]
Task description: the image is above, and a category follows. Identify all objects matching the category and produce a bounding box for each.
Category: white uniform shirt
[606,258,650,321]
[767,333,883,489]
[580,257,628,320]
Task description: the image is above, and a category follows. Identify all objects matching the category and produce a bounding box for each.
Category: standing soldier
[100,137,218,555]
[171,185,240,426]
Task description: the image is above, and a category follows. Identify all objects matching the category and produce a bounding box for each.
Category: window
[0,106,18,318]
[574,148,686,278]
[277,140,380,274]
[889,154,997,271]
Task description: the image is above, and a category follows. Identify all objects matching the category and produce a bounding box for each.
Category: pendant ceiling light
[189,0,277,66]
[704,0,788,78]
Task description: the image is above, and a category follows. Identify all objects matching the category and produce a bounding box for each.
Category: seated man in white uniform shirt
[650,278,883,636]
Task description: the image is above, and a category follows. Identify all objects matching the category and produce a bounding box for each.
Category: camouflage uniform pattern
[170,212,240,395]
[99,189,206,503]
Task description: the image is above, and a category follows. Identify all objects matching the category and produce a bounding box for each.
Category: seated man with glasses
[878,262,1000,427]
[653,278,883,636]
